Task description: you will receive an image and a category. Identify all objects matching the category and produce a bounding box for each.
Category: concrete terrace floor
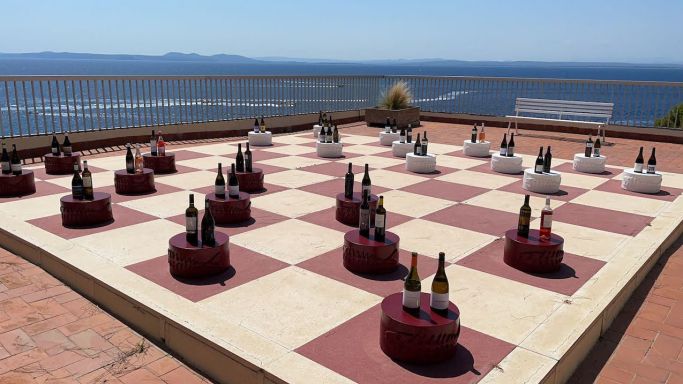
[0,121,682,383]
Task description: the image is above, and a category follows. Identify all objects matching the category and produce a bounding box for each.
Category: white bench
[507,98,613,136]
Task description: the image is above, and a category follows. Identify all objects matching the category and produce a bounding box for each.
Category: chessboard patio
[1,129,682,384]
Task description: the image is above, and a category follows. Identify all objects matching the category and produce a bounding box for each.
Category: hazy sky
[2,0,682,63]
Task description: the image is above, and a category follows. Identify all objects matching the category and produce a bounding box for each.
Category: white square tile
[251,189,335,218]
[379,190,455,218]
[424,143,463,155]
[391,219,497,262]
[154,170,216,190]
[343,145,391,156]
[262,145,315,156]
[231,220,343,264]
[464,190,565,217]
[437,170,518,189]
[257,155,330,170]
[265,169,336,189]
[201,267,380,349]
[366,169,427,190]
[83,156,127,171]
[186,142,237,156]
[46,170,115,189]
[535,219,630,261]
[350,155,404,170]
[560,172,608,190]
[434,155,487,170]
[570,190,668,217]
[0,193,65,221]
[176,156,233,171]
[119,191,205,218]
[271,135,316,145]
[340,135,377,145]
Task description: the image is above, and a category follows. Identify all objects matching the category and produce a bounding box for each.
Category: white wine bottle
[402,252,421,312]
[430,252,449,313]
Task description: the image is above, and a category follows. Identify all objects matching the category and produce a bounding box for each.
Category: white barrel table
[380,132,400,146]
[463,140,491,157]
[392,141,414,158]
[313,125,323,138]
[406,153,436,174]
[316,142,343,158]
[523,169,562,194]
[491,153,523,174]
[248,131,273,146]
[621,169,662,194]
[573,153,607,174]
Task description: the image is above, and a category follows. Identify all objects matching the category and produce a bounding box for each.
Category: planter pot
[365,107,420,129]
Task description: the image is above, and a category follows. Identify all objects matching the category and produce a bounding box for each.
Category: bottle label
[402,290,420,309]
[586,143,593,149]
[430,292,449,310]
[647,165,656,174]
[500,148,507,156]
[362,185,371,196]
[186,217,197,232]
[375,213,385,228]
[151,141,157,150]
[594,148,600,157]
[215,185,225,195]
[52,148,59,155]
[82,177,92,188]
[634,163,643,172]
[400,135,405,143]
[507,147,514,156]
[359,210,370,230]
[158,147,165,156]
[62,146,72,155]
[1,162,9,172]
[229,185,239,196]
[541,214,553,229]
[535,164,543,173]
[11,163,21,173]
[72,186,83,199]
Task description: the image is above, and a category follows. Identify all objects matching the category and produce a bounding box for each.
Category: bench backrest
[515,98,614,121]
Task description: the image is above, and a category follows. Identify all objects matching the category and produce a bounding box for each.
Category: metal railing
[0,75,681,137]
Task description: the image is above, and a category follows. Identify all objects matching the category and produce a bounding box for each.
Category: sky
[1,0,682,63]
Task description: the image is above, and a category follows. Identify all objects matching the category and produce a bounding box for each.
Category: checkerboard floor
[3,128,683,384]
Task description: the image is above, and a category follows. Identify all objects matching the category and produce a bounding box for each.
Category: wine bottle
[185,194,198,245]
[359,189,370,237]
[414,133,422,156]
[10,145,22,176]
[507,133,515,157]
[543,146,552,173]
[399,126,406,144]
[51,134,60,156]
[517,195,531,237]
[402,252,421,312]
[634,146,644,173]
[318,110,323,126]
[421,131,428,155]
[540,197,553,241]
[430,252,449,313]
[393,118,399,133]
[71,163,83,200]
[201,198,216,247]
[245,143,252,173]
[253,118,260,133]
[157,131,166,156]
[125,143,134,174]
[407,124,412,143]
[471,124,478,143]
[0,143,9,175]
[534,147,544,174]
[333,125,340,143]
[228,163,240,198]
[328,114,333,127]
[82,160,93,200]
[500,133,508,156]
[260,116,266,133]
[478,123,486,142]
[215,163,226,198]
[236,143,245,172]
[327,126,333,143]
[344,163,354,199]
[374,196,386,242]
[594,134,601,157]
[150,129,157,156]
[647,148,656,174]
[62,133,72,156]
[384,117,391,133]
[361,163,371,196]
[584,135,593,158]
[135,144,143,173]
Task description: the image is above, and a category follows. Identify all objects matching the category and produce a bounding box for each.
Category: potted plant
[365,81,420,128]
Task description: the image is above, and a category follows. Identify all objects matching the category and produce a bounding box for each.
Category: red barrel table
[60,192,113,227]
[503,229,564,274]
[236,168,264,193]
[0,170,36,197]
[142,153,176,174]
[335,192,378,227]
[114,168,156,195]
[168,232,231,278]
[206,192,251,225]
[380,292,460,364]
[343,229,399,274]
[45,153,80,175]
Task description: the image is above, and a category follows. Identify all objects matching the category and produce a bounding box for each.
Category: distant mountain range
[1,51,681,68]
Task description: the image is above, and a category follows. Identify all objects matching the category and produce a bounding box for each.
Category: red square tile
[0,181,70,202]
[248,149,289,162]
[298,151,362,161]
[27,204,158,240]
[192,182,288,197]
[457,238,606,296]
[423,204,518,236]
[384,163,457,179]
[554,203,653,236]
[251,162,288,176]
[299,162,364,177]
[298,178,391,198]
[595,179,683,202]
[298,207,414,234]
[166,207,288,237]
[372,149,400,158]
[169,150,214,161]
[30,164,108,180]
[400,180,489,202]
[125,245,288,302]
[467,162,524,176]
[97,183,183,204]
[298,248,440,297]
[552,162,622,178]
[296,305,515,384]
[497,180,588,201]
